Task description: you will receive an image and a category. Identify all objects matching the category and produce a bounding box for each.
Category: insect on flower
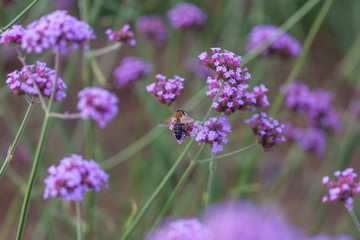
[158,110,195,140]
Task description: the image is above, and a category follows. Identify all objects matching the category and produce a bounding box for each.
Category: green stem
[0,0,40,33]
[76,202,83,240]
[87,43,122,57]
[202,82,224,121]
[205,153,216,208]
[119,137,195,240]
[346,207,360,233]
[0,103,34,180]
[270,0,334,116]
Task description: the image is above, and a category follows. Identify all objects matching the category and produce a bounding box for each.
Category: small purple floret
[0,25,25,46]
[105,24,136,46]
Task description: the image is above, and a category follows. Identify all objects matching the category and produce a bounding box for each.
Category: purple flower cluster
[199,48,269,115]
[246,25,302,57]
[195,116,231,153]
[0,25,25,46]
[105,24,136,46]
[167,2,207,30]
[245,112,285,151]
[136,15,169,46]
[146,218,213,240]
[6,61,67,101]
[43,154,109,202]
[171,121,199,144]
[322,168,360,210]
[21,10,95,54]
[146,74,185,106]
[113,57,152,88]
[77,87,119,128]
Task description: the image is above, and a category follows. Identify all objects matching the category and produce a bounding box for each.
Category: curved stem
[76,202,83,240]
[87,42,122,57]
[205,153,216,208]
[0,103,34,180]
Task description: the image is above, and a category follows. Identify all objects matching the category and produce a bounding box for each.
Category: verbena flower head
[0,25,25,46]
[22,10,95,54]
[77,87,119,128]
[167,2,207,30]
[43,154,109,202]
[246,25,301,57]
[204,201,304,240]
[113,56,152,88]
[146,218,213,240]
[105,24,136,46]
[282,80,310,114]
[136,15,168,46]
[322,168,360,210]
[245,112,285,151]
[169,121,199,144]
[195,116,231,153]
[146,74,185,106]
[6,61,67,102]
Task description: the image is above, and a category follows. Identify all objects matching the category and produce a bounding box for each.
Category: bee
[158,110,195,140]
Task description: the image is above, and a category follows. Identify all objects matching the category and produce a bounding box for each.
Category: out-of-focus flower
[146,74,184,106]
[195,116,231,153]
[21,10,95,54]
[113,57,152,88]
[322,168,360,210]
[281,80,310,114]
[105,24,136,46]
[245,112,285,151]
[136,15,168,46]
[185,58,214,79]
[246,25,301,57]
[54,0,75,9]
[77,87,119,128]
[43,154,109,202]
[6,61,67,101]
[204,201,305,240]
[0,25,25,46]
[309,235,355,240]
[167,2,207,30]
[146,218,213,240]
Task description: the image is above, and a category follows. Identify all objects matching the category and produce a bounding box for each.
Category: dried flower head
[246,25,301,57]
[136,15,168,46]
[43,154,109,202]
[113,56,152,88]
[77,87,119,128]
[195,116,231,153]
[0,25,25,46]
[105,24,136,46]
[6,61,67,102]
[22,10,95,54]
[322,168,360,210]
[146,74,185,106]
[245,112,285,151]
[167,2,207,30]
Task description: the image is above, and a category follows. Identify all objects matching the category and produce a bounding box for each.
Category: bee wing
[180,115,195,124]
[158,117,175,127]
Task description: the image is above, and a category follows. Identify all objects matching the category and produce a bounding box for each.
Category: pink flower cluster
[171,121,199,144]
[246,25,302,57]
[0,25,25,46]
[322,168,360,210]
[195,116,231,153]
[77,87,119,128]
[136,15,168,46]
[21,10,95,54]
[113,56,152,88]
[167,2,207,30]
[146,74,185,106]
[105,24,136,46]
[245,112,285,151]
[6,61,67,101]
[43,154,109,202]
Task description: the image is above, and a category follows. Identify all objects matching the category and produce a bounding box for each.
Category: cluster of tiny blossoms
[167,2,207,30]
[245,112,285,151]
[195,116,231,153]
[6,61,67,101]
[113,56,152,88]
[136,15,169,46]
[0,25,25,46]
[246,25,302,57]
[105,24,136,46]
[77,87,119,128]
[43,154,109,202]
[322,168,360,210]
[21,10,95,54]
[146,74,184,106]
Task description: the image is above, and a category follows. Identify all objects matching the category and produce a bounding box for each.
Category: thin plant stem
[0,103,34,180]
[205,153,216,208]
[47,52,61,112]
[48,112,82,119]
[76,201,83,240]
[87,42,122,57]
[202,82,224,121]
[346,206,360,233]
